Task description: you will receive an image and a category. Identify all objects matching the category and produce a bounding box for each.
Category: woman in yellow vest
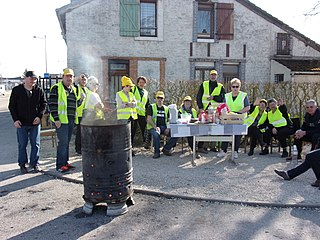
[262,98,294,158]
[116,76,138,153]
[245,97,268,156]
[83,76,105,121]
[131,76,150,148]
[178,96,198,150]
[218,78,250,159]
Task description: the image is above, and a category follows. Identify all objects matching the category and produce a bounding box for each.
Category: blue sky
[0,0,319,77]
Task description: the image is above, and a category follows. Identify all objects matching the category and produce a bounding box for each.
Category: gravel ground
[38,131,319,207]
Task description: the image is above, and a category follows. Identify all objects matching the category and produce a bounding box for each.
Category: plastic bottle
[208,103,214,123]
[292,145,298,156]
[200,110,206,123]
[215,111,220,124]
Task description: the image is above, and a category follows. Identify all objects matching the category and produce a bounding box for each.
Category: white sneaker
[217,150,226,158]
[234,151,238,159]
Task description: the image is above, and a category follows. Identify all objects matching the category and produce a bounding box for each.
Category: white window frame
[135,0,163,41]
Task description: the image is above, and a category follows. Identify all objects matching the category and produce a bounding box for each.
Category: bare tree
[304,1,320,16]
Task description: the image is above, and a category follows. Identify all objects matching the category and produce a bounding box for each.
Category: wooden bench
[40,113,57,147]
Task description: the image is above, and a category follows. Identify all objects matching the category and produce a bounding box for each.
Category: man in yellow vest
[245,97,268,156]
[147,91,178,158]
[131,76,150,148]
[74,73,89,154]
[196,69,226,153]
[49,68,81,173]
[262,98,295,158]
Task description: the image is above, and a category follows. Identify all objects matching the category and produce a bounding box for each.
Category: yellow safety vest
[245,106,267,129]
[179,107,198,118]
[147,103,169,130]
[226,91,247,113]
[133,86,148,116]
[202,81,223,110]
[268,107,287,128]
[50,82,79,124]
[76,85,89,118]
[84,91,104,120]
[116,91,138,120]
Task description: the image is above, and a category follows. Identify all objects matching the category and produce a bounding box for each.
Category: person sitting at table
[218,78,250,159]
[178,95,198,151]
[146,91,178,159]
[245,97,268,156]
[293,99,320,159]
[261,98,294,158]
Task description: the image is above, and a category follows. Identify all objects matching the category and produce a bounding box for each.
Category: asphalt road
[1,91,320,240]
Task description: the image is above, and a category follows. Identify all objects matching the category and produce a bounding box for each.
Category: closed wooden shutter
[120,0,140,37]
[216,3,234,40]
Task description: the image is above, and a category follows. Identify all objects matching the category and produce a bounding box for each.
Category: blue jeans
[149,126,178,154]
[55,119,74,170]
[17,125,40,167]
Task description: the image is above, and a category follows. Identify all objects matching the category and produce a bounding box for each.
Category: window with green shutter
[120,0,140,37]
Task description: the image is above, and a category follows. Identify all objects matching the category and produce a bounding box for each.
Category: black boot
[248,147,254,156]
[259,146,269,155]
[281,148,288,158]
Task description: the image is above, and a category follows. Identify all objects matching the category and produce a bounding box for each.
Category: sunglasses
[125,85,132,87]
[157,97,164,99]
[232,85,239,88]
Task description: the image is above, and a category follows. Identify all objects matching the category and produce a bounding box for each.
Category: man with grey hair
[292,99,320,159]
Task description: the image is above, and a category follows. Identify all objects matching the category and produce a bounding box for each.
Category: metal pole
[33,35,48,74]
[44,35,47,73]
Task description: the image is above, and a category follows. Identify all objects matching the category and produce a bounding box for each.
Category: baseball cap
[183,96,192,101]
[63,68,74,76]
[210,70,218,75]
[25,71,37,78]
[260,99,267,105]
[156,91,165,98]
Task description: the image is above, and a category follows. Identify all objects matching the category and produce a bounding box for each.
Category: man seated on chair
[147,91,178,159]
[245,97,268,156]
[274,137,320,187]
[261,98,295,158]
[293,99,320,159]
[178,95,198,151]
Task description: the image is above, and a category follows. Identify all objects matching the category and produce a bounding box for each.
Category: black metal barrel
[81,121,133,205]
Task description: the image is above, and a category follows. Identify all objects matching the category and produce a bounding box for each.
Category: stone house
[56,0,320,100]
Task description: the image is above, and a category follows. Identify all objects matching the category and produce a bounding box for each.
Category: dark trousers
[75,117,82,153]
[248,126,265,150]
[294,133,320,155]
[221,135,242,152]
[132,115,147,143]
[287,148,320,180]
[264,126,295,148]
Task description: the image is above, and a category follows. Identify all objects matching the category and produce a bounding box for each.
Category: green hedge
[146,80,320,120]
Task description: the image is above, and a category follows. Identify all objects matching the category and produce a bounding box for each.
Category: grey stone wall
[63,0,320,86]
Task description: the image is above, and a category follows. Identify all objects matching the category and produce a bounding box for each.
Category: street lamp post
[33,35,47,73]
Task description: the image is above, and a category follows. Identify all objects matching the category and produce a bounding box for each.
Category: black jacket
[301,108,320,137]
[8,84,47,126]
